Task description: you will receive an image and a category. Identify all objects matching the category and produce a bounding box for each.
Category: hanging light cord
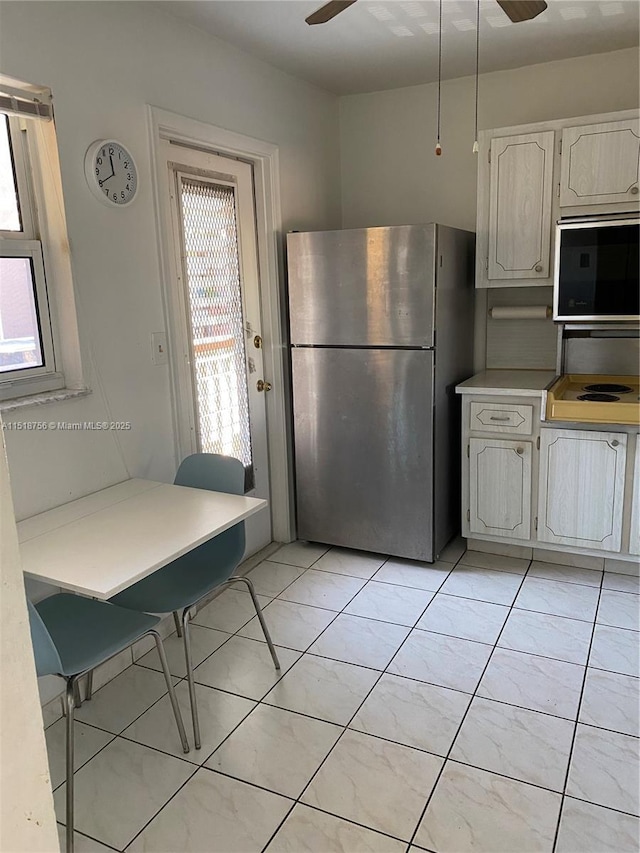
[435,0,443,155]
[473,0,480,153]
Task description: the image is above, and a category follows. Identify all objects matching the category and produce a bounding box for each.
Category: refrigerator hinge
[536,436,540,450]
[467,508,470,522]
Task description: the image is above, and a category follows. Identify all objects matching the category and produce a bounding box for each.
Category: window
[0,77,83,403]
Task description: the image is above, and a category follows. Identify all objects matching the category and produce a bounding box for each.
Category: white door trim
[147,105,293,543]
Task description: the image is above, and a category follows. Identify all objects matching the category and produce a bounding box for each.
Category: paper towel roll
[489,305,551,320]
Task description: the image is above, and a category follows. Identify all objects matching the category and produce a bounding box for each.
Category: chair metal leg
[64,678,76,853]
[227,576,280,670]
[72,679,83,709]
[173,611,183,638]
[149,630,190,754]
[181,609,201,749]
[85,670,94,701]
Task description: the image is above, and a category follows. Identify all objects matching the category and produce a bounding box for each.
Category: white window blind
[0,76,52,121]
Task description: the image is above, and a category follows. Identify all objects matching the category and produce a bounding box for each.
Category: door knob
[257,379,272,392]
[535,264,543,273]
[631,185,639,195]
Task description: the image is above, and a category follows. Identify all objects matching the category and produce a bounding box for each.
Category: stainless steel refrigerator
[286,224,475,563]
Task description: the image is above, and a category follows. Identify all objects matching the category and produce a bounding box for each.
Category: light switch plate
[151,332,168,365]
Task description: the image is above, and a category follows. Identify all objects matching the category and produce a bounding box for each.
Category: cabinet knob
[611,439,619,447]
[516,447,524,455]
[535,264,543,273]
[631,185,639,195]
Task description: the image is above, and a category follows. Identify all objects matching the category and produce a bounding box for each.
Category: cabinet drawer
[470,402,533,435]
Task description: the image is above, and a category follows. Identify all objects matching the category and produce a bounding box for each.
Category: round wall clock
[84,139,138,207]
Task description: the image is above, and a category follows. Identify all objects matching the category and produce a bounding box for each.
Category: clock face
[85,140,138,206]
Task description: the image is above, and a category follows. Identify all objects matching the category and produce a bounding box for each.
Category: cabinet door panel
[488,131,555,280]
[538,429,626,551]
[560,120,640,207]
[630,438,640,557]
[470,438,531,540]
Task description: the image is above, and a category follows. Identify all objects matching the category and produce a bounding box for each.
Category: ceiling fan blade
[496,0,548,22]
[305,0,358,25]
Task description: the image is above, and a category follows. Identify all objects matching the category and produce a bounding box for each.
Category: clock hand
[99,157,116,187]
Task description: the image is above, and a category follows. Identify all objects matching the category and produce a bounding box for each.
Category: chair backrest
[174,453,246,570]
[26,598,63,677]
[174,453,245,496]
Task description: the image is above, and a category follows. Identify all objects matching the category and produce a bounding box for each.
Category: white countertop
[456,370,558,396]
[19,478,267,599]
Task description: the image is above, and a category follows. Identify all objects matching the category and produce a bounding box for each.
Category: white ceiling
[157,0,640,95]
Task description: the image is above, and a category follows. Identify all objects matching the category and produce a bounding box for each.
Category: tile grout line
[55,820,121,852]
[404,559,533,850]
[550,567,606,853]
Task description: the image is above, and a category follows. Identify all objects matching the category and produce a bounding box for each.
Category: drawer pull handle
[516,447,524,455]
[490,415,511,421]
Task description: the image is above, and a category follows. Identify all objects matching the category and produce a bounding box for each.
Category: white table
[18,479,267,599]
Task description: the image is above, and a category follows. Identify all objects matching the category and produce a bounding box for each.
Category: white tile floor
[45,541,640,852]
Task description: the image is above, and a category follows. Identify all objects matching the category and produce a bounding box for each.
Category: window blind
[0,77,52,121]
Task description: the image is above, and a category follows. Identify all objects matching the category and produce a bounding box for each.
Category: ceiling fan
[306,0,547,26]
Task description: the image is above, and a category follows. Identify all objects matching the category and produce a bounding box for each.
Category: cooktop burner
[584,383,633,394]
[577,393,620,402]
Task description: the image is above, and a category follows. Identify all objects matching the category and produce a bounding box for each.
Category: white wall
[339,48,639,230]
[0,1,341,520]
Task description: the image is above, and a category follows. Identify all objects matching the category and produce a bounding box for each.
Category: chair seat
[109,532,241,614]
[35,594,159,677]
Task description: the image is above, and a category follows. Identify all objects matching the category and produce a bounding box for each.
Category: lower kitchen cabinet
[469,438,532,540]
[537,428,627,552]
[629,437,640,557]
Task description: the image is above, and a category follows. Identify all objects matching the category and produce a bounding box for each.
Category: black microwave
[553,216,639,322]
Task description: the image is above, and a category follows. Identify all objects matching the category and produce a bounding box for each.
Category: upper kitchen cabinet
[476,110,639,289]
[560,119,640,209]
[487,131,555,283]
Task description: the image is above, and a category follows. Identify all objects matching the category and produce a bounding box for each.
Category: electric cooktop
[546,375,640,425]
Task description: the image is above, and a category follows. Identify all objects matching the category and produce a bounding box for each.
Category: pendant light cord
[435,0,443,154]
[473,0,480,152]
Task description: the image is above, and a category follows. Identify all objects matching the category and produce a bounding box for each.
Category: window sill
[0,387,91,413]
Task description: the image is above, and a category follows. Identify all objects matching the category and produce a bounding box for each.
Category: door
[487,131,555,281]
[560,120,640,207]
[292,347,434,561]
[162,141,270,555]
[538,428,626,551]
[286,225,436,347]
[469,438,532,540]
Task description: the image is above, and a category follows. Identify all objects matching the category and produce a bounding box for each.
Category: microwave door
[554,219,640,322]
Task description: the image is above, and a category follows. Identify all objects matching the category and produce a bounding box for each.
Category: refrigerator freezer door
[287,225,436,347]
[292,347,434,561]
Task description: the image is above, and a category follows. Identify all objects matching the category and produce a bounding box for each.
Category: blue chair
[27,594,189,853]
[109,453,280,749]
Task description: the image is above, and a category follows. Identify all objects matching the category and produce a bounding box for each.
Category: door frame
[147,105,293,543]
